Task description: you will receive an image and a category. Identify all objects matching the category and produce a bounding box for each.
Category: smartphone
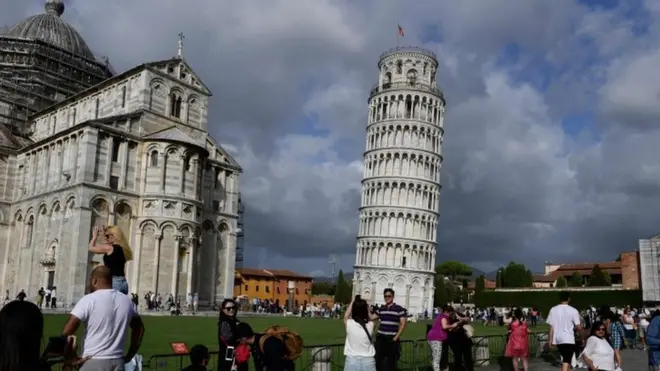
[45,336,67,354]
[225,346,235,361]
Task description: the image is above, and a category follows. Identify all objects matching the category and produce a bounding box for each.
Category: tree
[496,269,503,288]
[500,261,533,288]
[474,275,486,303]
[434,275,448,307]
[475,275,486,293]
[588,265,612,287]
[333,270,351,303]
[436,261,473,280]
[569,272,583,287]
[312,282,335,295]
[555,276,567,288]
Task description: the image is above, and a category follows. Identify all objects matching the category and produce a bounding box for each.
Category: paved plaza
[479,348,647,370]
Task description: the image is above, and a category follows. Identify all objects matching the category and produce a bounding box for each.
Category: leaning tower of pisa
[353,46,445,315]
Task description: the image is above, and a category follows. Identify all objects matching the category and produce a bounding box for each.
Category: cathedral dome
[4,0,95,60]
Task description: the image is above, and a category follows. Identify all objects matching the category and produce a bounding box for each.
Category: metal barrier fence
[141,332,548,371]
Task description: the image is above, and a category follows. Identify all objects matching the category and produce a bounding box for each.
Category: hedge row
[474,290,642,314]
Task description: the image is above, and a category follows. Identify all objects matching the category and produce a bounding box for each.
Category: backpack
[258,325,304,361]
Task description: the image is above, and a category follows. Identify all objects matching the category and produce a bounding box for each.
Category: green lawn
[44,314,549,370]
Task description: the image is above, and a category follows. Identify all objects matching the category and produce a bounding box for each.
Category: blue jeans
[112,276,129,294]
[344,356,376,371]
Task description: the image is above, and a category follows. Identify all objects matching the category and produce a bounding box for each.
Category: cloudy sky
[3,0,660,276]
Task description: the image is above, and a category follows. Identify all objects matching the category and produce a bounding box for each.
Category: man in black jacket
[234,323,294,371]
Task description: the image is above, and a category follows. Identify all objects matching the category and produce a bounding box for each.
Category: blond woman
[88,225,133,294]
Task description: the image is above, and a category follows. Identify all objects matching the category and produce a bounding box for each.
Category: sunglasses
[224,306,236,311]
[384,295,393,298]
[597,327,606,331]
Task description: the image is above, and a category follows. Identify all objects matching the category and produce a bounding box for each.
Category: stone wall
[621,251,641,289]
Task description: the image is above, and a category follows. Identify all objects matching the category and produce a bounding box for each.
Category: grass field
[43,314,548,358]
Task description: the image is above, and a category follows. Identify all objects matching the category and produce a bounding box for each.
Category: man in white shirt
[547,291,582,371]
[62,266,145,371]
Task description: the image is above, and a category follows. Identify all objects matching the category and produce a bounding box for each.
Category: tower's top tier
[371,46,444,102]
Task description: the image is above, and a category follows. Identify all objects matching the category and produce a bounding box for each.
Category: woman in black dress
[88,225,133,294]
[218,299,247,371]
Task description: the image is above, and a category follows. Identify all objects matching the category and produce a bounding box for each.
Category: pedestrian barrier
[138,332,547,371]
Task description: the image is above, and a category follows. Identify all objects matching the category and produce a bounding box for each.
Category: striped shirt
[377,303,407,336]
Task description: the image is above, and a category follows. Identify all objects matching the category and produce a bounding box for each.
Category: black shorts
[556,343,576,364]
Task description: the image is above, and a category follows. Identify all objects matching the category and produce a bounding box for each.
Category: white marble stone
[0,57,241,308]
[353,47,446,315]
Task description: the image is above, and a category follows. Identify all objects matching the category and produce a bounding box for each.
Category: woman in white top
[343,295,376,371]
[580,321,616,371]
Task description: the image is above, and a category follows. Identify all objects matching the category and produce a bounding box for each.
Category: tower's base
[352,266,435,316]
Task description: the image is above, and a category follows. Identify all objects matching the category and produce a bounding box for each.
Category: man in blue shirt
[646,310,660,370]
[374,288,407,371]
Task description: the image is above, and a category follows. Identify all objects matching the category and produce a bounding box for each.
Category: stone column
[71,135,79,183]
[179,155,186,196]
[371,281,377,305]
[30,152,38,194]
[57,142,65,186]
[119,141,129,190]
[191,159,199,200]
[160,153,166,192]
[405,284,412,309]
[130,231,142,292]
[139,150,149,194]
[186,238,195,296]
[152,233,162,293]
[69,206,92,304]
[105,136,114,187]
[77,129,97,183]
[195,236,202,295]
[171,235,181,296]
[209,230,218,303]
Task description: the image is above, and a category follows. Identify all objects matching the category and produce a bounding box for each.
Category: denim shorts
[112,276,129,294]
[344,356,376,371]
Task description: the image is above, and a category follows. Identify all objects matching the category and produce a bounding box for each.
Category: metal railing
[378,47,438,61]
[140,332,548,371]
[370,81,445,100]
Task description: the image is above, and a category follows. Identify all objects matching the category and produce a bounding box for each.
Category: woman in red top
[505,308,530,371]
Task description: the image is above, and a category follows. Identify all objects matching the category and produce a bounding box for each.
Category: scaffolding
[236,193,244,268]
[0,35,114,142]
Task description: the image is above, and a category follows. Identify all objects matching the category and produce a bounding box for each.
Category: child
[504,308,530,371]
[182,344,210,371]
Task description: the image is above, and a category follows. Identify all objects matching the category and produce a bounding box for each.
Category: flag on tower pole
[397,24,404,46]
[398,24,405,37]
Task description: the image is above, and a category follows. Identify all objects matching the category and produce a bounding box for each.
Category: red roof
[467,278,496,289]
[533,275,557,283]
[235,268,312,280]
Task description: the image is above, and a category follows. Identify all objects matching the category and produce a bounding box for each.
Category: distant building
[639,236,660,303]
[531,252,640,289]
[0,1,241,306]
[233,268,312,307]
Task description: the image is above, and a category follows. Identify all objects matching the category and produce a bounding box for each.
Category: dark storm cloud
[3,0,660,274]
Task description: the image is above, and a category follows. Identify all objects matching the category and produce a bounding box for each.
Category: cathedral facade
[0,1,241,307]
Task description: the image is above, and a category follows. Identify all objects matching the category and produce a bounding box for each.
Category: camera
[355,295,361,301]
[371,305,380,314]
[45,336,67,354]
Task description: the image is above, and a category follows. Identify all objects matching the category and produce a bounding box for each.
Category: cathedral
[0,0,242,307]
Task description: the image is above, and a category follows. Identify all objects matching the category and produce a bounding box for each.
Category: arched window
[385,72,392,87]
[121,86,127,108]
[25,216,34,247]
[396,60,403,74]
[407,69,418,86]
[170,92,182,118]
[183,156,191,171]
[149,150,159,167]
[149,84,160,110]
